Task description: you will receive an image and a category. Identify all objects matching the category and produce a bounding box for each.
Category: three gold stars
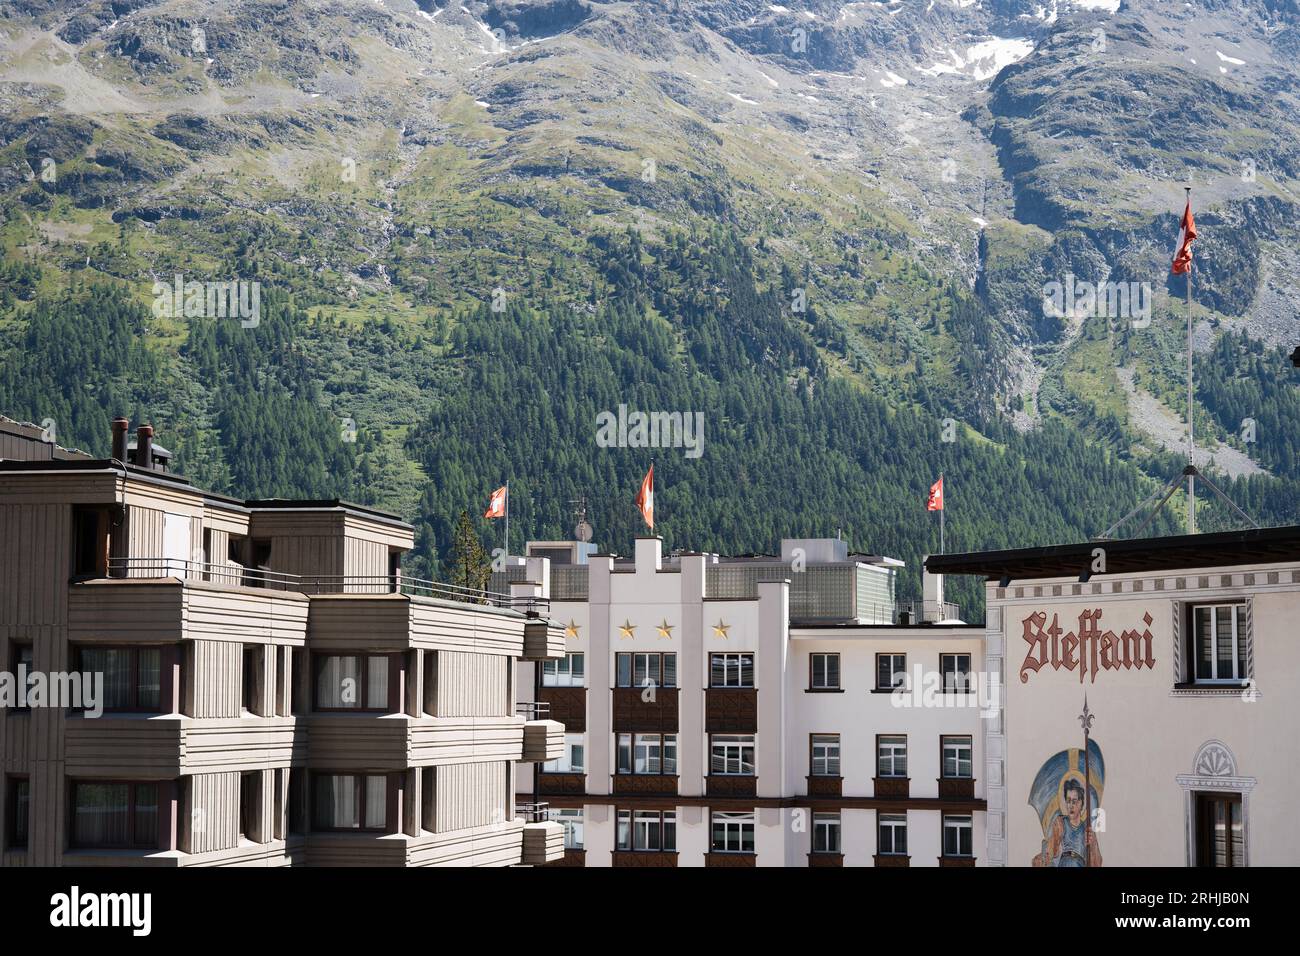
[712,619,730,640]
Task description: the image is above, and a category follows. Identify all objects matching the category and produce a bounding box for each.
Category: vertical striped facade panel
[433,761,507,832]
[190,640,242,719]
[344,536,388,592]
[0,503,69,627]
[435,651,509,717]
[127,506,164,573]
[270,536,343,588]
[185,772,241,854]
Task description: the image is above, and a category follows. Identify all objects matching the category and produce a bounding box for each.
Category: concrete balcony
[63,715,305,776]
[68,575,308,645]
[517,804,565,865]
[517,703,565,763]
[307,715,527,770]
[309,593,532,657]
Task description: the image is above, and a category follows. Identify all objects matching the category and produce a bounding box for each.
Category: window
[942,736,973,779]
[615,652,677,688]
[711,812,755,853]
[878,813,907,856]
[877,653,907,690]
[541,652,585,688]
[811,734,841,776]
[313,654,392,711]
[240,771,261,842]
[943,814,973,858]
[7,777,29,850]
[70,781,158,849]
[76,646,162,712]
[878,735,908,778]
[710,653,754,688]
[550,808,584,850]
[940,653,972,693]
[616,810,675,852]
[616,733,677,775]
[812,812,841,855]
[71,506,109,577]
[242,645,261,714]
[809,653,840,690]
[312,774,388,831]
[287,770,306,836]
[543,734,585,774]
[1195,793,1244,867]
[1191,604,1247,683]
[710,735,756,776]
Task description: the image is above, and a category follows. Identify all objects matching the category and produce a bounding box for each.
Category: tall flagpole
[1185,185,1196,534]
[940,472,945,555]
[504,481,509,558]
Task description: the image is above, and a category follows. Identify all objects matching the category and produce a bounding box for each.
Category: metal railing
[515,701,551,721]
[98,558,549,612]
[892,600,962,624]
[515,801,550,824]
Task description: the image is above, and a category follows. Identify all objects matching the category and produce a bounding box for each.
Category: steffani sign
[1019,609,1156,684]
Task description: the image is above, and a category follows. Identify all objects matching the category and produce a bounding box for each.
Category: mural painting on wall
[1030,738,1105,867]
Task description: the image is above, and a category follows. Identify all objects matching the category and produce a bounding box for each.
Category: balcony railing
[515,701,552,720]
[515,801,550,824]
[99,559,548,612]
[891,600,962,624]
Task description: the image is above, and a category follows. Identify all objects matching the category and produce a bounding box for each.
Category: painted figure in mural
[1029,740,1104,867]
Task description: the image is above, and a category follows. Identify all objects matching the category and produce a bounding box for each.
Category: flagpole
[504,480,510,558]
[1185,185,1196,534]
[940,472,945,555]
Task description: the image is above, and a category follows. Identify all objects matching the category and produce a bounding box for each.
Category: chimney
[111,417,129,462]
[136,424,154,470]
[922,567,945,623]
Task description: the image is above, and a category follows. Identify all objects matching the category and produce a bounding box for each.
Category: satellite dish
[575,520,593,542]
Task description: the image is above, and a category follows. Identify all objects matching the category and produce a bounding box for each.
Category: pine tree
[450,510,491,603]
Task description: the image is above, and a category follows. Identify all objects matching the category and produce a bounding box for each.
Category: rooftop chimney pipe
[111,417,129,462]
[136,424,154,471]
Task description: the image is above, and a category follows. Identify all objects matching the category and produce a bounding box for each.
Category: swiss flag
[1171,200,1197,275]
[484,485,507,519]
[636,464,654,529]
[927,476,944,512]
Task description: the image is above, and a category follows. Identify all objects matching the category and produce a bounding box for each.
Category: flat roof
[925,525,1300,581]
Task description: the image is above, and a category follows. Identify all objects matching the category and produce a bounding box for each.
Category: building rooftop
[925,525,1300,582]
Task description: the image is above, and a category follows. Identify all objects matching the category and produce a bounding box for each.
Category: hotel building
[0,415,567,867]
[928,527,1300,867]
[506,535,990,866]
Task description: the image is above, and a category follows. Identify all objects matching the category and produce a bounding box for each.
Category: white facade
[515,536,988,867]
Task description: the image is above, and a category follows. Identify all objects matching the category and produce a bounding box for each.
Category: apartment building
[929,526,1300,867]
[0,415,567,866]
[508,535,989,866]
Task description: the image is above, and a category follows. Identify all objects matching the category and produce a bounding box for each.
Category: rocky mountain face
[1,0,1298,581]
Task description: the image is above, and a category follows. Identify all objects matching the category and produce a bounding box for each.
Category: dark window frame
[809,652,841,690]
[8,641,33,713]
[614,732,678,776]
[68,780,160,850]
[614,652,677,689]
[941,735,974,779]
[811,812,841,855]
[876,653,907,690]
[73,645,166,714]
[877,733,908,778]
[940,653,972,693]
[310,772,390,833]
[709,652,755,688]
[312,652,398,713]
[810,733,841,777]
[878,812,908,856]
[615,808,677,852]
[1186,602,1248,685]
[6,776,30,851]
[942,813,974,859]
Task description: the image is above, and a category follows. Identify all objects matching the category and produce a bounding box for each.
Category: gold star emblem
[564,620,581,639]
[712,619,730,640]
[656,619,674,640]
[618,619,636,640]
